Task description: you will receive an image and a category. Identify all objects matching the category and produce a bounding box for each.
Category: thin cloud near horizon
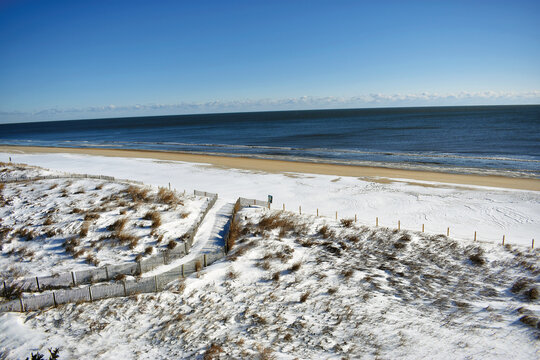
[1,90,539,123]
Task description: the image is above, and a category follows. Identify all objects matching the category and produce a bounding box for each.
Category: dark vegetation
[231,210,540,335]
[25,348,60,360]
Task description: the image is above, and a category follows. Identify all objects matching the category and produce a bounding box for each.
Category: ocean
[1,105,539,178]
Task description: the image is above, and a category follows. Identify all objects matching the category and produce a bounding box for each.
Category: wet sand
[1,145,539,191]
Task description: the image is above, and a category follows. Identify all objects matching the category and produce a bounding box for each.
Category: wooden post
[168,182,170,190]
[19,297,24,312]
[532,239,535,249]
[88,286,93,302]
[355,214,357,222]
[299,206,301,215]
[52,292,57,307]
[376,217,378,227]
[123,281,127,296]
[3,281,6,298]
[204,254,207,267]
[35,277,40,292]
[502,235,505,246]
[335,211,337,220]
[422,224,424,232]
[317,208,319,216]
[181,264,185,278]
[105,266,109,281]
[71,271,76,286]
[154,276,158,292]
[447,227,449,236]
[398,220,400,231]
[474,231,476,241]
[283,203,285,211]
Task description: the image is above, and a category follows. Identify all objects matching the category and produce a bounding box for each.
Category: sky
[0,0,539,123]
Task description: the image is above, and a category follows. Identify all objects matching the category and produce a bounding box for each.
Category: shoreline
[1,145,539,191]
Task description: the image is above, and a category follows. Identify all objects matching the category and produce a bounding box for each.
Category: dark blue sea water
[1,105,539,178]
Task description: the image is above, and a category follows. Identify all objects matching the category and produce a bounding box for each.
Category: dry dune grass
[231,209,540,338]
[157,187,181,206]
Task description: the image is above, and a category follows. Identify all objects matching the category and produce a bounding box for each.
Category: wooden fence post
[283,203,285,211]
[52,292,57,307]
[532,239,535,249]
[317,209,319,216]
[299,206,301,215]
[154,276,158,292]
[355,214,357,222]
[71,271,76,286]
[105,266,109,281]
[19,297,24,312]
[204,254,207,267]
[376,217,378,227]
[474,231,476,241]
[447,227,450,236]
[123,281,127,296]
[335,211,337,220]
[35,277,40,292]
[398,220,400,231]
[502,235,505,246]
[181,264,185,278]
[88,286,93,302]
[422,224,424,232]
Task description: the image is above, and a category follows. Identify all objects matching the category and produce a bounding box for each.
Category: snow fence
[1,190,218,293]
[0,196,268,313]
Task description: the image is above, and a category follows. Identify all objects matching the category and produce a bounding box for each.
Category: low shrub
[157,187,179,205]
[86,254,99,266]
[84,212,100,221]
[195,260,202,272]
[300,291,310,303]
[144,211,162,229]
[271,271,280,282]
[511,278,530,294]
[318,225,333,239]
[167,240,177,250]
[227,217,240,250]
[124,185,150,202]
[327,287,337,295]
[2,283,23,300]
[79,221,90,238]
[469,252,486,266]
[25,348,60,360]
[144,246,153,255]
[342,269,354,279]
[226,269,238,280]
[526,287,539,301]
[107,217,128,232]
[203,343,223,360]
[340,218,354,228]
[289,262,301,272]
[519,315,539,327]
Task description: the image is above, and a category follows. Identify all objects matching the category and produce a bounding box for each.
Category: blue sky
[1,0,539,123]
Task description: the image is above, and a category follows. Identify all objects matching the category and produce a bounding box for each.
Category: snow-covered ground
[0,152,539,359]
[1,152,538,247]
[1,206,539,359]
[0,163,207,277]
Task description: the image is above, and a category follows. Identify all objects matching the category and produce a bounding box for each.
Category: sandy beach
[1,145,539,191]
